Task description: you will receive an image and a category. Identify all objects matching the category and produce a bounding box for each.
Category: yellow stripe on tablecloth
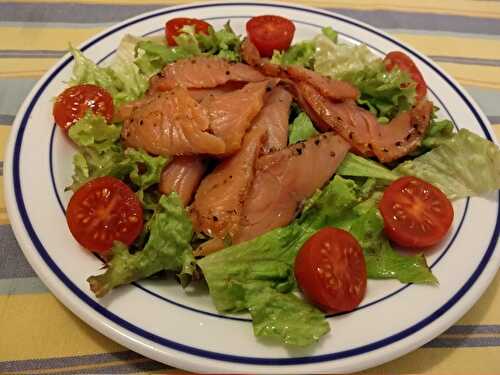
[435,64,500,91]
[363,347,500,374]
[0,58,59,79]
[0,293,123,361]
[0,27,103,51]
[493,124,500,142]
[393,34,500,61]
[9,0,500,19]
[0,125,11,159]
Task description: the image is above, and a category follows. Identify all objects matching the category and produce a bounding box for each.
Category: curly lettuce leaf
[135,22,241,78]
[395,129,500,200]
[314,34,416,120]
[67,112,168,192]
[69,45,148,106]
[271,40,316,68]
[288,111,319,144]
[87,193,194,297]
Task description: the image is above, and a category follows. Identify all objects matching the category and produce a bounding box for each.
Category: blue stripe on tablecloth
[0,277,48,294]
[0,114,15,125]
[446,325,500,334]
[0,50,66,58]
[0,2,499,35]
[0,351,169,373]
[424,336,500,348]
[0,225,37,279]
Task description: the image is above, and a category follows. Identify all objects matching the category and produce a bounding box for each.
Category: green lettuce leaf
[313,34,416,120]
[68,112,168,192]
[69,45,148,106]
[421,116,454,150]
[124,148,169,203]
[288,111,319,144]
[246,287,330,346]
[271,40,316,68]
[395,129,500,200]
[336,152,400,181]
[198,223,311,313]
[350,206,437,283]
[67,113,130,190]
[87,193,195,297]
[135,22,241,78]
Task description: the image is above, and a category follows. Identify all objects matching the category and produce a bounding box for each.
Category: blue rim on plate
[9,1,499,366]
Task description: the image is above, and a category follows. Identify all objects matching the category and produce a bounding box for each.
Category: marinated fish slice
[159,156,207,206]
[149,56,266,92]
[203,81,273,155]
[188,82,246,102]
[191,126,267,239]
[372,99,433,162]
[121,87,226,156]
[285,65,359,101]
[252,86,293,153]
[234,132,350,244]
[241,38,359,101]
[297,82,432,162]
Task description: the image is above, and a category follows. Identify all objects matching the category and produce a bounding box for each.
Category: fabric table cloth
[1,0,499,373]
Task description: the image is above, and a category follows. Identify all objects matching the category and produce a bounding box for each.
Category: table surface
[1,0,499,374]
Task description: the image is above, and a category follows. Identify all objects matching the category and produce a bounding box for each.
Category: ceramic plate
[4,1,499,373]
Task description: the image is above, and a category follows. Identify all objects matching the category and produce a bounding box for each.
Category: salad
[53,15,500,347]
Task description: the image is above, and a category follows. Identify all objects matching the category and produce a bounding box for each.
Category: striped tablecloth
[1,1,499,374]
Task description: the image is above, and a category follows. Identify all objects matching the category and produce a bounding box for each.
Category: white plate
[4,1,500,373]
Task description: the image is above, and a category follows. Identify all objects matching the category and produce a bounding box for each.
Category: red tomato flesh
[66,176,143,253]
[246,15,295,57]
[379,176,454,249]
[53,84,114,132]
[165,17,211,46]
[384,51,427,100]
[294,227,367,313]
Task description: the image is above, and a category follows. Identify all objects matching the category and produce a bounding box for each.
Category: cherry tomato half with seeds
[246,15,296,57]
[66,176,143,253]
[53,84,114,132]
[294,227,367,313]
[384,51,427,100]
[379,176,454,249]
[165,17,211,46]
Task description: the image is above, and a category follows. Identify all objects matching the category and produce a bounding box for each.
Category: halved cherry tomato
[66,176,143,253]
[384,51,427,99]
[53,84,114,132]
[165,17,211,46]
[379,176,453,249]
[246,15,295,57]
[294,227,367,313]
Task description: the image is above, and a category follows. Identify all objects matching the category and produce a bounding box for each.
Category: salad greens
[88,193,195,297]
[67,112,168,193]
[314,34,417,121]
[135,23,241,78]
[396,129,500,200]
[288,111,319,144]
[63,21,500,348]
[70,45,148,106]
